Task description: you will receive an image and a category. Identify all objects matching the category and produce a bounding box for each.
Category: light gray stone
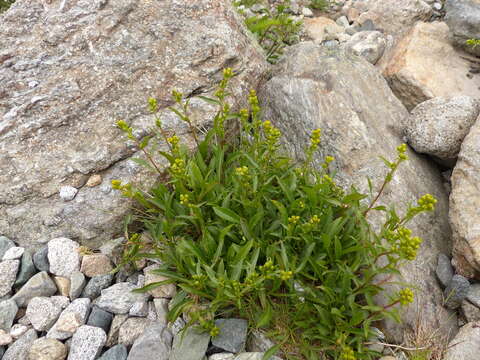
[67,325,106,360]
[209,354,235,360]
[106,314,128,347]
[99,238,126,266]
[10,324,29,339]
[144,265,176,298]
[70,271,86,300]
[450,120,480,278]
[0,330,13,346]
[2,328,38,360]
[444,321,480,360]
[0,0,267,249]
[26,297,63,331]
[0,260,20,297]
[0,299,18,332]
[345,31,386,64]
[0,236,15,260]
[28,337,68,360]
[234,353,281,360]
[154,299,169,325]
[212,318,248,353]
[50,296,71,310]
[170,327,210,360]
[47,298,91,340]
[406,96,480,162]
[118,318,152,346]
[2,246,25,260]
[81,274,113,300]
[48,238,80,278]
[12,271,57,307]
[129,301,148,317]
[246,330,276,353]
[436,253,454,288]
[445,0,480,56]
[98,344,128,360]
[59,186,78,202]
[127,323,172,360]
[444,275,470,309]
[96,282,148,314]
[259,42,458,342]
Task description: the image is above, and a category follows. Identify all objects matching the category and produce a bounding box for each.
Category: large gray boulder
[445,0,480,57]
[444,321,480,360]
[0,0,268,249]
[450,119,480,278]
[259,42,457,342]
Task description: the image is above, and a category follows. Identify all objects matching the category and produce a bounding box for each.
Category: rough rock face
[445,0,480,57]
[443,321,480,360]
[383,22,480,111]
[345,31,386,64]
[405,96,480,163]
[450,119,480,278]
[342,0,432,38]
[259,42,457,342]
[0,0,268,248]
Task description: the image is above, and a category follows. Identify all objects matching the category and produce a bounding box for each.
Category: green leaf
[256,303,273,328]
[262,345,280,360]
[213,206,241,224]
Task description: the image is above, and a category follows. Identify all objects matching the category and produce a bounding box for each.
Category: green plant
[234,1,302,63]
[0,0,14,12]
[309,0,329,10]
[113,69,437,360]
[466,39,480,48]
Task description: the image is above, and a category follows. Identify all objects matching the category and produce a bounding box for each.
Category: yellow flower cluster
[148,97,158,113]
[309,215,321,224]
[235,166,249,177]
[340,346,355,360]
[172,90,183,103]
[398,287,414,305]
[417,193,437,212]
[192,274,206,288]
[180,194,189,205]
[396,143,408,161]
[210,326,220,337]
[310,129,321,151]
[280,270,293,281]
[288,215,300,224]
[111,180,133,197]
[322,155,335,169]
[259,259,275,274]
[170,158,185,176]
[244,272,259,287]
[395,227,422,261]
[263,120,281,149]
[167,135,179,147]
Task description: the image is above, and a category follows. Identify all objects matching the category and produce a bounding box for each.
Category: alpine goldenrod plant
[0,0,14,12]
[233,0,302,63]
[113,69,437,360]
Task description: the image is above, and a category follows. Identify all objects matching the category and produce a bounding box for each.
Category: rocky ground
[1,0,480,359]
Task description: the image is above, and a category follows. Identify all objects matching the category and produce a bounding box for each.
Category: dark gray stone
[0,299,18,332]
[0,236,15,260]
[466,283,480,308]
[87,306,113,334]
[445,0,480,56]
[33,246,50,272]
[436,253,454,288]
[170,327,210,360]
[14,250,37,287]
[82,274,114,300]
[212,319,248,353]
[12,271,57,307]
[127,323,172,360]
[99,344,128,360]
[444,275,470,309]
